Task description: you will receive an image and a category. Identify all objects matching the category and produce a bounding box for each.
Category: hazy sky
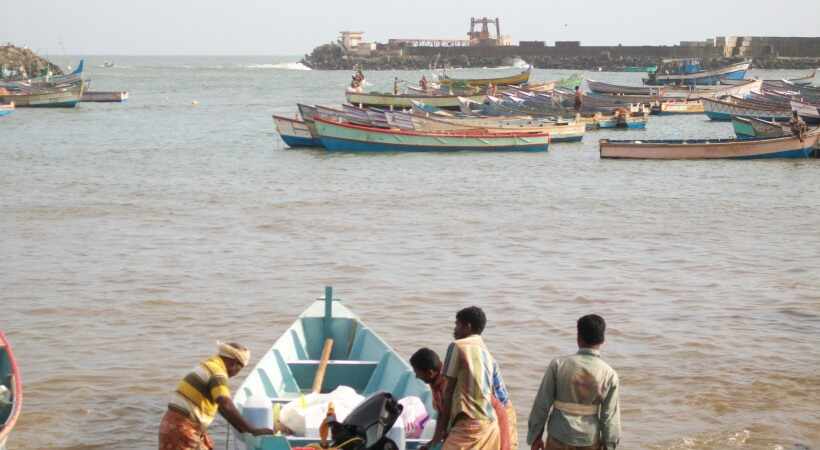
[4,0,819,55]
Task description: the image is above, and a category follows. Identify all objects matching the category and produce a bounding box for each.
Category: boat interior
[0,343,15,431]
[233,288,433,450]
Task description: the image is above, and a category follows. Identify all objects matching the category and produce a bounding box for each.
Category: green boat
[230,287,435,450]
[0,332,22,450]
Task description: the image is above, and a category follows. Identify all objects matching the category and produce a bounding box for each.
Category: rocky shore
[0,44,63,80]
[302,43,819,71]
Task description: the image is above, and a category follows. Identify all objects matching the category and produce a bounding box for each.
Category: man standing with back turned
[527,315,621,450]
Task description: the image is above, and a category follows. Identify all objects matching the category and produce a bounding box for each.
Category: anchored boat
[599,129,820,159]
[314,117,550,152]
[229,287,434,450]
[438,67,532,87]
[732,116,790,140]
[273,114,321,148]
[346,91,487,110]
[644,60,750,86]
[0,332,22,450]
[0,103,14,117]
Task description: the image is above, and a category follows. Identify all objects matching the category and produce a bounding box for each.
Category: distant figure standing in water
[574,86,583,111]
[394,77,400,95]
[159,342,272,450]
[527,315,621,450]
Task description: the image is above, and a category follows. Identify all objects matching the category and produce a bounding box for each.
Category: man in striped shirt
[159,342,273,450]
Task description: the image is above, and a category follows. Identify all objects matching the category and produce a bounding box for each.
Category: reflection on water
[1,57,819,450]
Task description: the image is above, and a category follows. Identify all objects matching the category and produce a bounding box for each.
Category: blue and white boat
[0,332,22,450]
[644,60,750,86]
[0,103,13,117]
[229,287,435,450]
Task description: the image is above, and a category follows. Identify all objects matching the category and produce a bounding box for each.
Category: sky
[3,0,819,56]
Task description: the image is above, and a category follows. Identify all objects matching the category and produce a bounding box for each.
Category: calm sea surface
[1,56,819,450]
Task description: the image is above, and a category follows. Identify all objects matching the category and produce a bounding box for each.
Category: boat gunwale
[0,331,22,444]
[314,116,550,139]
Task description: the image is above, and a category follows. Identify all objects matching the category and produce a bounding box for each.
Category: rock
[0,44,64,80]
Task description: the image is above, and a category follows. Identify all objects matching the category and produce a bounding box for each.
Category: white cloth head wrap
[217,341,250,367]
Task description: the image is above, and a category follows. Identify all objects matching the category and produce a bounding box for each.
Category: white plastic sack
[279,386,364,436]
[398,396,429,439]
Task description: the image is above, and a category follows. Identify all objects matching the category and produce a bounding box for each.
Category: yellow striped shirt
[168,355,232,427]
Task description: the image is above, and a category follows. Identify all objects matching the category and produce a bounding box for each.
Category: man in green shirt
[527,315,621,450]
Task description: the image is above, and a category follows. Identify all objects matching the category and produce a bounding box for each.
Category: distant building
[339,31,365,50]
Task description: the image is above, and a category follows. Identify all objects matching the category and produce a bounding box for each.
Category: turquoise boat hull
[231,287,434,450]
[0,332,22,450]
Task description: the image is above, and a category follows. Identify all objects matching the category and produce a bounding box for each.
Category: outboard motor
[331,392,404,450]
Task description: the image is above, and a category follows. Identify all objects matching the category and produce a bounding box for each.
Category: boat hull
[274,115,322,148]
[599,131,819,159]
[702,98,791,122]
[81,91,128,102]
[0,81,84,108]
[440,67,531,87]
[315,118,549,153]
[0,332,22,450]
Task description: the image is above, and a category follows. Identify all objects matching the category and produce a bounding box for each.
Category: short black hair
[577,314,606,346]
[456,306,487,334]
[410,348,441,371]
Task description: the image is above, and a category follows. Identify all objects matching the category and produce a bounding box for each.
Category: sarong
[492,397,510,450]
[159,408,214,450]
[442,416,500,450]
[544,436,601,450]
[505,401,518,450]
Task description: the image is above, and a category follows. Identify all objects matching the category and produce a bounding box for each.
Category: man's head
[577,314,606,348]
[410,347,442,384]
[454,306,486,339]
[217,342,250,377]
[793,110,799,118]
[575,86,580,91]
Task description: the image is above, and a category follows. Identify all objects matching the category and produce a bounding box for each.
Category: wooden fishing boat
[399,111,585,143]
[0,80,85,108]
[787,69,816,86]
[229,287,434,450]
[315,117,549,152]
[273,114,321,148]
[731,116,789,140]
[346,91,487,110]
[588,79,761,99]
[790,100,820,123]
[0,332,23,450]
[0,103,13,117]
[438,67,531,87]
[656,99,704,115]
[81,91,129,102]
[599,129,819,159]
[702,97,791,122]
[644,61,751,86]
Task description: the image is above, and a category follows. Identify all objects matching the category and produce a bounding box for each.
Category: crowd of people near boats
[160,308,620,450]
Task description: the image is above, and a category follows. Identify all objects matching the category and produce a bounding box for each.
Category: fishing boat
[273,114,321,148]
[0,103,13,117]
[229,287,434,450]
[731,116,789,140]
[0,332,23,450]
[644,60,751,86]
[81,91,129,102]
[438,67,531,87]
[587,79,761,100]
[702,97,791,122]
[787,69,817,86]
[790,100,820,123]
[624,65,657,73]
[599,129,819,159]
[0,80,85,108]
[314,117,549,152]
[346,91,487,110]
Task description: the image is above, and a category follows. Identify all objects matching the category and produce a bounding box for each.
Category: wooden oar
[312,338,334,394]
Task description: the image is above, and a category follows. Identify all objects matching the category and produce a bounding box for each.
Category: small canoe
[0,103,14,117]
[0,332,23,450]
[81,91,129,102]
[315,117,549,152]
[401,111,585,143]
[230,287,434,450]
[732,116,789,140]
[599,129,820,159]
[439,67,531,87]
[346,91,487,110]
[273,114,321,148]
[788,69,816,86]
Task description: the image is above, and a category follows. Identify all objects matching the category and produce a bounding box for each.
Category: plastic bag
[279,386,364,436]
[398,396,429,439]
